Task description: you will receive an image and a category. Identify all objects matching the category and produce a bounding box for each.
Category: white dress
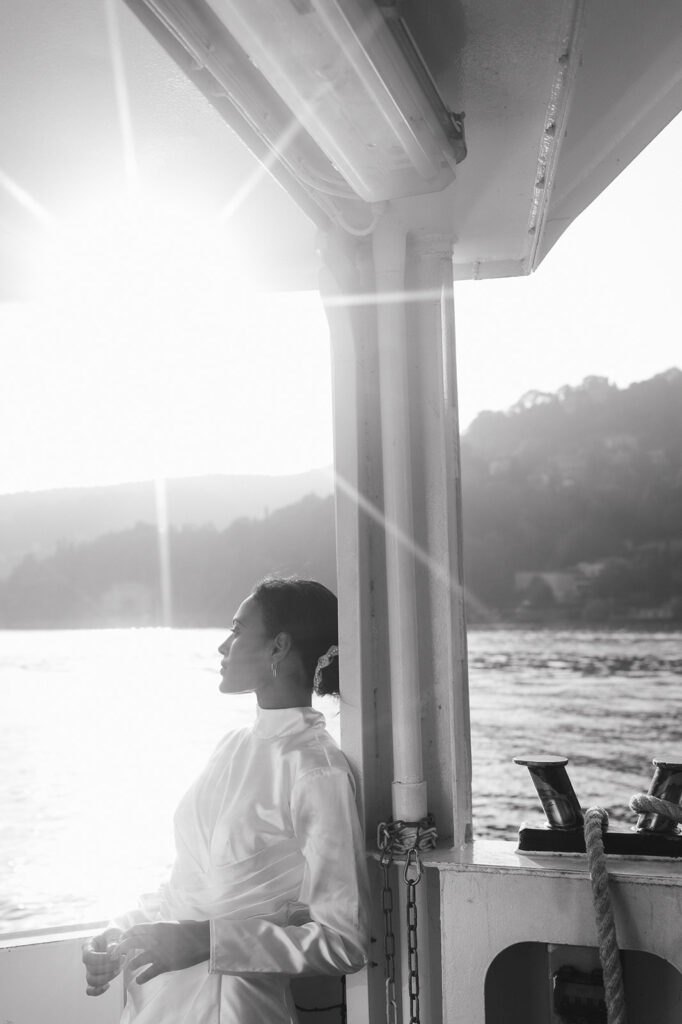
[118,706,369,1024]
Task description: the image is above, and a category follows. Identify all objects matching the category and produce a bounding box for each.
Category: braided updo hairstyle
[251,576,339,696]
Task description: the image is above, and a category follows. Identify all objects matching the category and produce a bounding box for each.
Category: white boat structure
[2,1,682,1021]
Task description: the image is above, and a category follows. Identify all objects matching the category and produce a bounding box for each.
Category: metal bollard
[635,759,682,834]
[514,754,584,831]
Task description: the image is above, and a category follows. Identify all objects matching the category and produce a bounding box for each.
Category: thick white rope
[583,806,627,1024]
[584,793,682,1024]
[629,792,682,824]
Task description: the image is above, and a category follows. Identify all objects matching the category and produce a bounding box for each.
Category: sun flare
[29,187,253,329]
[2,186,333,493]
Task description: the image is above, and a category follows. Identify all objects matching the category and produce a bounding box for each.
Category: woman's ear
[271,631,292,668]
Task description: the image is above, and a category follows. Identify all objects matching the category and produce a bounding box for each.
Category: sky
[1,61,680,495]
[455,113,682,418]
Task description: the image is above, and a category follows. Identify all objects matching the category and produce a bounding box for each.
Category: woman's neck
[256,680,312,709]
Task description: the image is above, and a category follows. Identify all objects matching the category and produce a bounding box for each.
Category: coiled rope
[584,794,682,1024]
[629,792,682,825]
[583,807,627,1024]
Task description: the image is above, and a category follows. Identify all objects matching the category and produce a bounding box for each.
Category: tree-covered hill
[0,467,333,579]
[1,369,680,628]
[0,494,336,628]
[461,368,682,618]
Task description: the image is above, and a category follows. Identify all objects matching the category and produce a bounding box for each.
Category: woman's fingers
[82,930,125,993]
[118,928,163,982]
[125,950,153,972]
[135,963,163,985]
[82,928,126,995]
[113,921,209,983]
[86,982,110,996]
[85,965,118,984]
[119,943,165,986]
[83,943,111,965]
[116,924,152,958]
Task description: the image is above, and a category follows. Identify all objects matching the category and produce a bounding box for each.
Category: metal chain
[404,848,423,1024]
[378,823,398,1024]
[377,816,436,1024]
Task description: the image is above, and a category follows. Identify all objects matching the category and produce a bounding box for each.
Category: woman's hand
[82,927,124,996]
[116,921,211,984]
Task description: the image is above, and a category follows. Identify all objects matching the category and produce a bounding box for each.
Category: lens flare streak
[154,476,173,627]
[0,167,56,226]
[104,0,138,186]
[332,469,490,619]
[323,286,449,309]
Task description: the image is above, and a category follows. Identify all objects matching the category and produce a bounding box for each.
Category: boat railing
[0,922,124,1023]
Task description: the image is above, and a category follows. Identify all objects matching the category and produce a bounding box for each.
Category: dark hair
[252,576,339,696]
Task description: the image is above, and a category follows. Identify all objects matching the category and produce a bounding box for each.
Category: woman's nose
[218,636,232,656]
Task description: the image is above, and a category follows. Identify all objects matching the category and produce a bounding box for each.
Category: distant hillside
[461,368,682,619]
[0,493,336,628]
[1,371,681,628]
[0,468,333,578]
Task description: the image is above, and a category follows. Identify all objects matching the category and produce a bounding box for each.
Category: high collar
[251,705,325,739]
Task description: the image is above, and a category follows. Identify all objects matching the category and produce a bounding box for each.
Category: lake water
[1,626,681,935]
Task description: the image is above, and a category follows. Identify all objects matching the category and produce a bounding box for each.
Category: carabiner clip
[403,846,422,885]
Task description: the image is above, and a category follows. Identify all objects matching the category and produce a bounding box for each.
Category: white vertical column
[437,251,473,847]
[404,236,472,848]
[372,213,428,824]
[320,221,471,1024]
[320,228,391,1024]
[372,212,432,1024]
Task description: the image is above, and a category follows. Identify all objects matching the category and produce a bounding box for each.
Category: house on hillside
[575,561,606,580]
[629,602,678,621]
[514,569,589,611]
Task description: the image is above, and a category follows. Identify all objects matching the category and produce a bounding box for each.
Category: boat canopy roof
[2,0,681,295]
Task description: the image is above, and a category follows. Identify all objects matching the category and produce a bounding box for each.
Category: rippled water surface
[468,628,682,837]
[1,627,680,933]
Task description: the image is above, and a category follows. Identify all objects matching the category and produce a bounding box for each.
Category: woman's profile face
[218,594,271,694]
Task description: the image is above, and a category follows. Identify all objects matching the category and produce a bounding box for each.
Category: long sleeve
[209,767,369,976]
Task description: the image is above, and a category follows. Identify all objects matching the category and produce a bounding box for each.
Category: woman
[82,576,369,1023]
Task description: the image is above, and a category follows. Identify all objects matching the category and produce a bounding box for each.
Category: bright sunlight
[2,186,333,493]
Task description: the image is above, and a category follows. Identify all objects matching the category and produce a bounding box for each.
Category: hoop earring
[271,661,278,678]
